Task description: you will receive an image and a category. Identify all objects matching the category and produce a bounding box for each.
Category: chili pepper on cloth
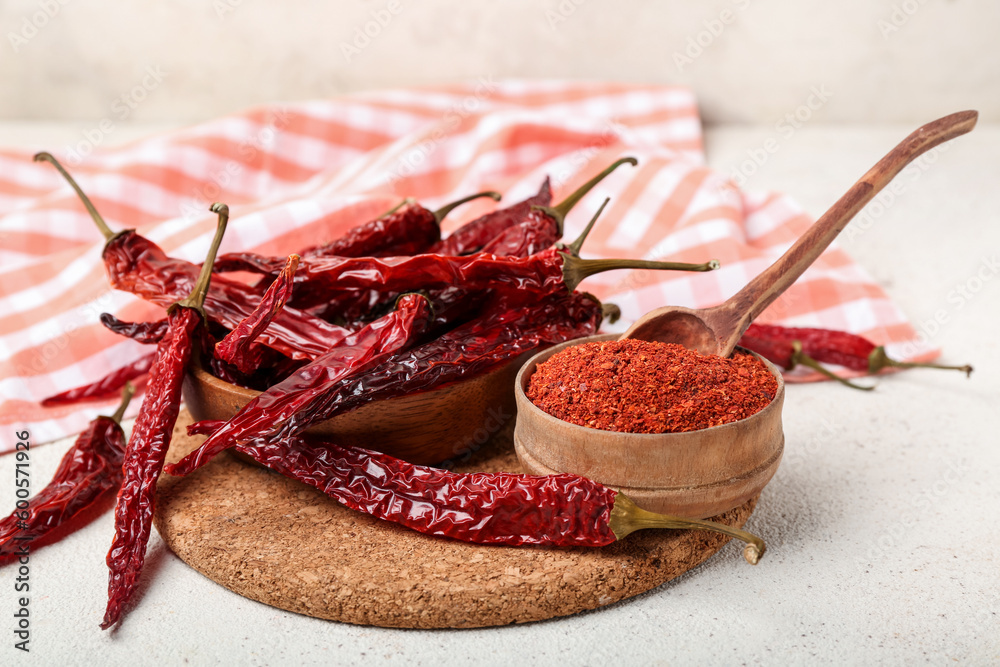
[41,353,155,407]
[294,191,500,260]
[184,421,764,563]
[0,385,134,557]
[432,177,552,255]
[33,153,350,361]
[101,204,229,630]
[214,254,300,374]
[739,323,972,390]
[170,291,605,475]
[99,313,168,345]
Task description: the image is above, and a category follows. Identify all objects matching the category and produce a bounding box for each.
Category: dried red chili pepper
[41,353,155,407]
[101,204,229,630]
[166,292,432,475]
[215,254,300,374]
[99,313,168,345]
[34,152,350,361]
[300,191,500,259]
[184,421,763,562]
[739,323,972,390]
[172,291,606,475]
[1,385,134,557]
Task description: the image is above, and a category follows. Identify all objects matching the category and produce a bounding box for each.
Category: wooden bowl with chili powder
[513,334,785,519]
[183,353,526,466]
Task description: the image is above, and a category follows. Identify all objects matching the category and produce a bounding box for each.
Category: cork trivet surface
[155,410,758,629]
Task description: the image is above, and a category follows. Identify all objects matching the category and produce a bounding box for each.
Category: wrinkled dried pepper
[100,313,168,345]
[0,386,134,557]
[185,421,764,562]
[171,291,605,475]
[101,204,228,630]
[41,353,155,407]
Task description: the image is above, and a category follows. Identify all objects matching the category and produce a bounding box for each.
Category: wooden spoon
[621,110,978,356]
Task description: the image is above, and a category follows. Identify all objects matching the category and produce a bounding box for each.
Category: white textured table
[1,123,997,665]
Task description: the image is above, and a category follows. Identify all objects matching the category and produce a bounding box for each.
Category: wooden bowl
[513,334,785,519]
[183,354,528,466]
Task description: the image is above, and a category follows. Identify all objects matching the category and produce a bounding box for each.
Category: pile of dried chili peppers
[18,153,775,630]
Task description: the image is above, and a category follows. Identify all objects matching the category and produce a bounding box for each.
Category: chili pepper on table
[183,421,764,563]
[41,353,155,407]
[431,177,552,256]
[0,385,134,557]
[101,204,229,630]
[34,152,349,361]
[100,313,168,345]
[170,290,606,475]
[739,323,973,390]
[215,254,300,374]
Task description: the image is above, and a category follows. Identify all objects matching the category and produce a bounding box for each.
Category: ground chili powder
[526,339,778,434]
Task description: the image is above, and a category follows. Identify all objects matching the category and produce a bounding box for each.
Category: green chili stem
[535,157,638,234]
[432,191,502,224]
[791,341,874,391]
[868,346,973,377]
[109,382,136,425]
[563,197,610,257]
[380,198,413,218]
[171,203,229,319]
[561,252,720,293]
[33,152,115,241]
[609,493,765,565]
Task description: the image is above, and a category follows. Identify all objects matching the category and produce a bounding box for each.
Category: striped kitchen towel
[0,80,937,446]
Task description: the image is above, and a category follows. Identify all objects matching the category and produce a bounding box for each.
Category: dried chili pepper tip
[608,493,765,564]
[535,157,638,233]
[432,191,502,224]
[34,151,118,241]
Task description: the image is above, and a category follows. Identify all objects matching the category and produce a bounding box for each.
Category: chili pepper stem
[868,346,973,377]
[561,197,610,257]
[561,252,720,293]
[790,341,874,391]
[432,191,502,224]
[109,383,136,425]
[601,302,622,325]
[33,151,115,241]
[170,203,229,320]
[609,493,765,565]
[380,198,413,218]
[536,157,638,234]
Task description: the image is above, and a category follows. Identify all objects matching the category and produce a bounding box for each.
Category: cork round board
[154,410,758,629]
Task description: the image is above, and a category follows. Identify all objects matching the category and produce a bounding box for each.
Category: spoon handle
[715,110,978,356]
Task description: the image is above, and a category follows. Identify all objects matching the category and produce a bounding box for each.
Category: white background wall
[1,0,997,125]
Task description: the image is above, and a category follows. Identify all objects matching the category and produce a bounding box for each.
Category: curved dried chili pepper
[215,254,299,374]
[166,292,432,475]
[172,291,605,475]
[433,177,552,255]
[41,353,155,407]
[739,323,972,390]
[102,204,229,630]
[184,421,763,562]
[0,386,134,557]
[100,313,168,345]
[33,152,349,361]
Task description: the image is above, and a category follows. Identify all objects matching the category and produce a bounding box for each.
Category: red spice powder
[526,339,778,434]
